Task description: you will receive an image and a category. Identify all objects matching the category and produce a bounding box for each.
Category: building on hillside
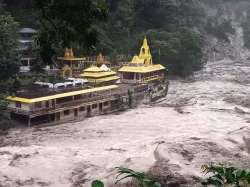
[57,48,87,78]
[6,85,121,127]
[118,37,166,84]
[80,65,120,86]
[18,28,38,72]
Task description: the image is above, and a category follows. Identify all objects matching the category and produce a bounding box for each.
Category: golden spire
[64,48,74,58]
[69,48,74,58]
[64,48,70,58]
[143,37,148,48]
[97,53,104,64]
[139,37,152,65]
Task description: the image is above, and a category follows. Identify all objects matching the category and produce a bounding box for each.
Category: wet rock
[9,153,31,166]
[174,107,184,114]
[70,164,89,187]
[149,160,200,187]
[234,107,247,114]
[105,148,126,153]
[224,95,250,108]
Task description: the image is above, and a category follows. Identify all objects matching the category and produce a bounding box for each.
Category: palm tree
[115,167,161,187]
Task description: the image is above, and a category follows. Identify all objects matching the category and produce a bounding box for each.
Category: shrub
[91,180,105,187]
[115,167,161,187]
[202,164,250,187]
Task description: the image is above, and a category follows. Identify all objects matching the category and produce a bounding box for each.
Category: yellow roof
[138,37,152,65]
[81,71,116,78]
[88,76,120,83]
[118,64,165,73]
[84,66,102,72]
[6,85,119,104]
[58,48,85,61]
[57,57,85,61]
[131,55,144,64]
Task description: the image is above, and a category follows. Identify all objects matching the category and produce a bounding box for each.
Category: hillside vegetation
[2,0,250,77]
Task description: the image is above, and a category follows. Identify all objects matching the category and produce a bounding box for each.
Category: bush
[92,180,104,187]
[144,28,205,77]
[202,164,250,187]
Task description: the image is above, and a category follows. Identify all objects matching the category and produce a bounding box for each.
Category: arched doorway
[62,65,72,78]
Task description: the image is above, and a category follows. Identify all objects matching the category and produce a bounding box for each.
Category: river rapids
[1,59,250,186]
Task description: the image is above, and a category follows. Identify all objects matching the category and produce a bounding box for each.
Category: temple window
[75,95,82,100]
[79,106,85,112]
[35,102,42,108]
[92,104,97,109]
[64,110,70,116]
[15,101,21,108]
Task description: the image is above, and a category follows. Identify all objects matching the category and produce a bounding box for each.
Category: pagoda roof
[87,76,120,83]
[57,57,85,61]
[81,71,116,78]
[118,64,165,73]
[84,66,102,72]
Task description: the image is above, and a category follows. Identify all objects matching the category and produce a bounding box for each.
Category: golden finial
[64,48,70,58]
[143,36,148,47]
[69,48,74,58]
[97,53,104,64]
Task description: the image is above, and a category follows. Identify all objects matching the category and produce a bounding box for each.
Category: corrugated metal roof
[19,28,37,34]
[88,76,120,83]
[84,66,102,72]
[57,57,85,61]
[81,71,117,78]
[6,85,118,104]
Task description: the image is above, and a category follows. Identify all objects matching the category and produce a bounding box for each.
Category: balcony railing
[8,93,121,116]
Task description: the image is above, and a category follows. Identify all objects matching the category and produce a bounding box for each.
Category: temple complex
[118,37,165,84]
[80,65,119,86]
[57,48,87,78]
[6,37,168,127]
[6,85,120,127]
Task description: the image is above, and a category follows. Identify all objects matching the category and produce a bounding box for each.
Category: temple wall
[8,102,31,111]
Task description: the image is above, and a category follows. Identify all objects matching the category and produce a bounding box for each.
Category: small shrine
[57,48,86,77]
[80,65,119,86]
[118,37,166,84]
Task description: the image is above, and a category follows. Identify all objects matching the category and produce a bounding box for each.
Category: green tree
[0,14,19,81]
[145,28,204,77]
[33,0,108,64]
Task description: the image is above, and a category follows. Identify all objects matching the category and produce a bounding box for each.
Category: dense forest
[1,0,208,77]
[1,0,250,87]
[2,0,250,75]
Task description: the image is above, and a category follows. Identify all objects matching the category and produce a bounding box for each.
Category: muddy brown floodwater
[1,60,250,187]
